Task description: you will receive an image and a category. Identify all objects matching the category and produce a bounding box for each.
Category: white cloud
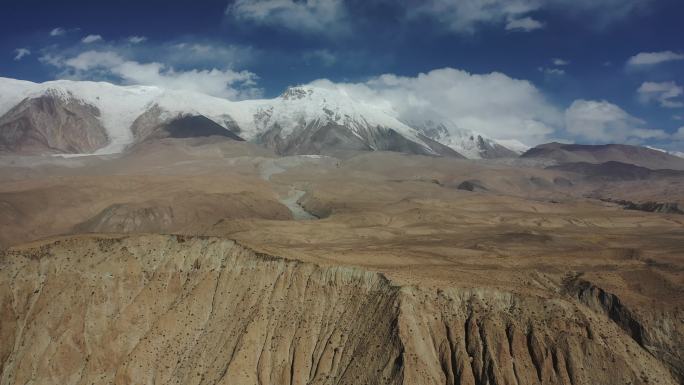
[226,0,650,36]
[552,58,569,66]
[45,50,261,100]
[227,0,347,34]
[128,36,147,44]
[637,81,684,108]
[564,99,668,143]
[163,42,256,68]
[303,49,337,66]
[308,68,562,144]
[81,34,103,44]
[409,0,649,34]
[50,27,66,37]
[38,53,64,67]
[506,17,544,32]
[538,67,566,76]
[412,0,538,34]
[627,51,684,66]
[673,127,684,140]
[39,37,256,73]
[13,48,31,61]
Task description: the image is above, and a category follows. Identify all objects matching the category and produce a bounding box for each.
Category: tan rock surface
[0,235,680,385]
[0,139,682,384]
[0,95,109,154]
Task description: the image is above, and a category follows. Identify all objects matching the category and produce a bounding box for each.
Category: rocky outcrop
[0,235,403,385]
[600,198,684,215]
[624,201,683,214]
[73,203,176,233]
[563,275,684,382]
[130,106,243,145]
[0,94,108,154]
[0,235,680,385]
[255,121,463,158]
[456,180,488,192]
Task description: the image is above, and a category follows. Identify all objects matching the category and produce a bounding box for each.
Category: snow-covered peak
[495,139,530,155]
[406,119,518,159]
[279,86,314,100]
[0,78,247,154]
[0,77,522,158]
[646,146,684,159]
[244,85,431,150]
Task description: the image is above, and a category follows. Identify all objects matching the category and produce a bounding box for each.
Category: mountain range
[0,77,524,158]
[3,77,684,172]
[522,142,684,170]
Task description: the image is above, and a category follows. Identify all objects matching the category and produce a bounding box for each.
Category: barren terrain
[0,138,682,385]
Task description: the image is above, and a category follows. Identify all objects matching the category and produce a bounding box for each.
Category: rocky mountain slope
[409,120,520,159]
[0,77,521,158]
[1,234,680,385]
[0,91,108,154]
[244,86,462,157]
[522,142,684,170]
[548,161,684,181]
[130,105,243,143]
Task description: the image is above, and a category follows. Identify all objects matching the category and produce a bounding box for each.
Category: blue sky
[1,0,683,149]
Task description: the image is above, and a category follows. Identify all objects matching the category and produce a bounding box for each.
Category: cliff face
[0,235,403,385]
[0,235,680,385]
[563,276,684,382]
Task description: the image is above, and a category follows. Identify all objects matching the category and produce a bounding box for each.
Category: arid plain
[1,138,682,385]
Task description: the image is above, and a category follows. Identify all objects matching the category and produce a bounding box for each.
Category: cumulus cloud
[637,81,684,108]
[14,48,31,60]
[43,50,261,99]
[307,68,562,144]
[506,17,544,32]
[564,100,668,143]
[552,58,569,66]
[627,51,684,66]
[128,36,147,44]
[50,27,66,37]
[227,0,347,34]
[81,34,103,44]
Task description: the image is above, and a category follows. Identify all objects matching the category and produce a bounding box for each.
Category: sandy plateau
[0,138,683,385]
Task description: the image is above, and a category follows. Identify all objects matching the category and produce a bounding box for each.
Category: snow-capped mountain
[646,146,684,160]
[0,77,522,158]
[407,120,520,159]
[239,86,462,156]
[0,77,243,154]
[493,139,530,155]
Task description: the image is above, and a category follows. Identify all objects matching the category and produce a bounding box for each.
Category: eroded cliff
[0,235,680,385]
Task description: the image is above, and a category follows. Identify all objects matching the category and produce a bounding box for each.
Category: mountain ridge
[523,142,684,170]
[0,77,521,158]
